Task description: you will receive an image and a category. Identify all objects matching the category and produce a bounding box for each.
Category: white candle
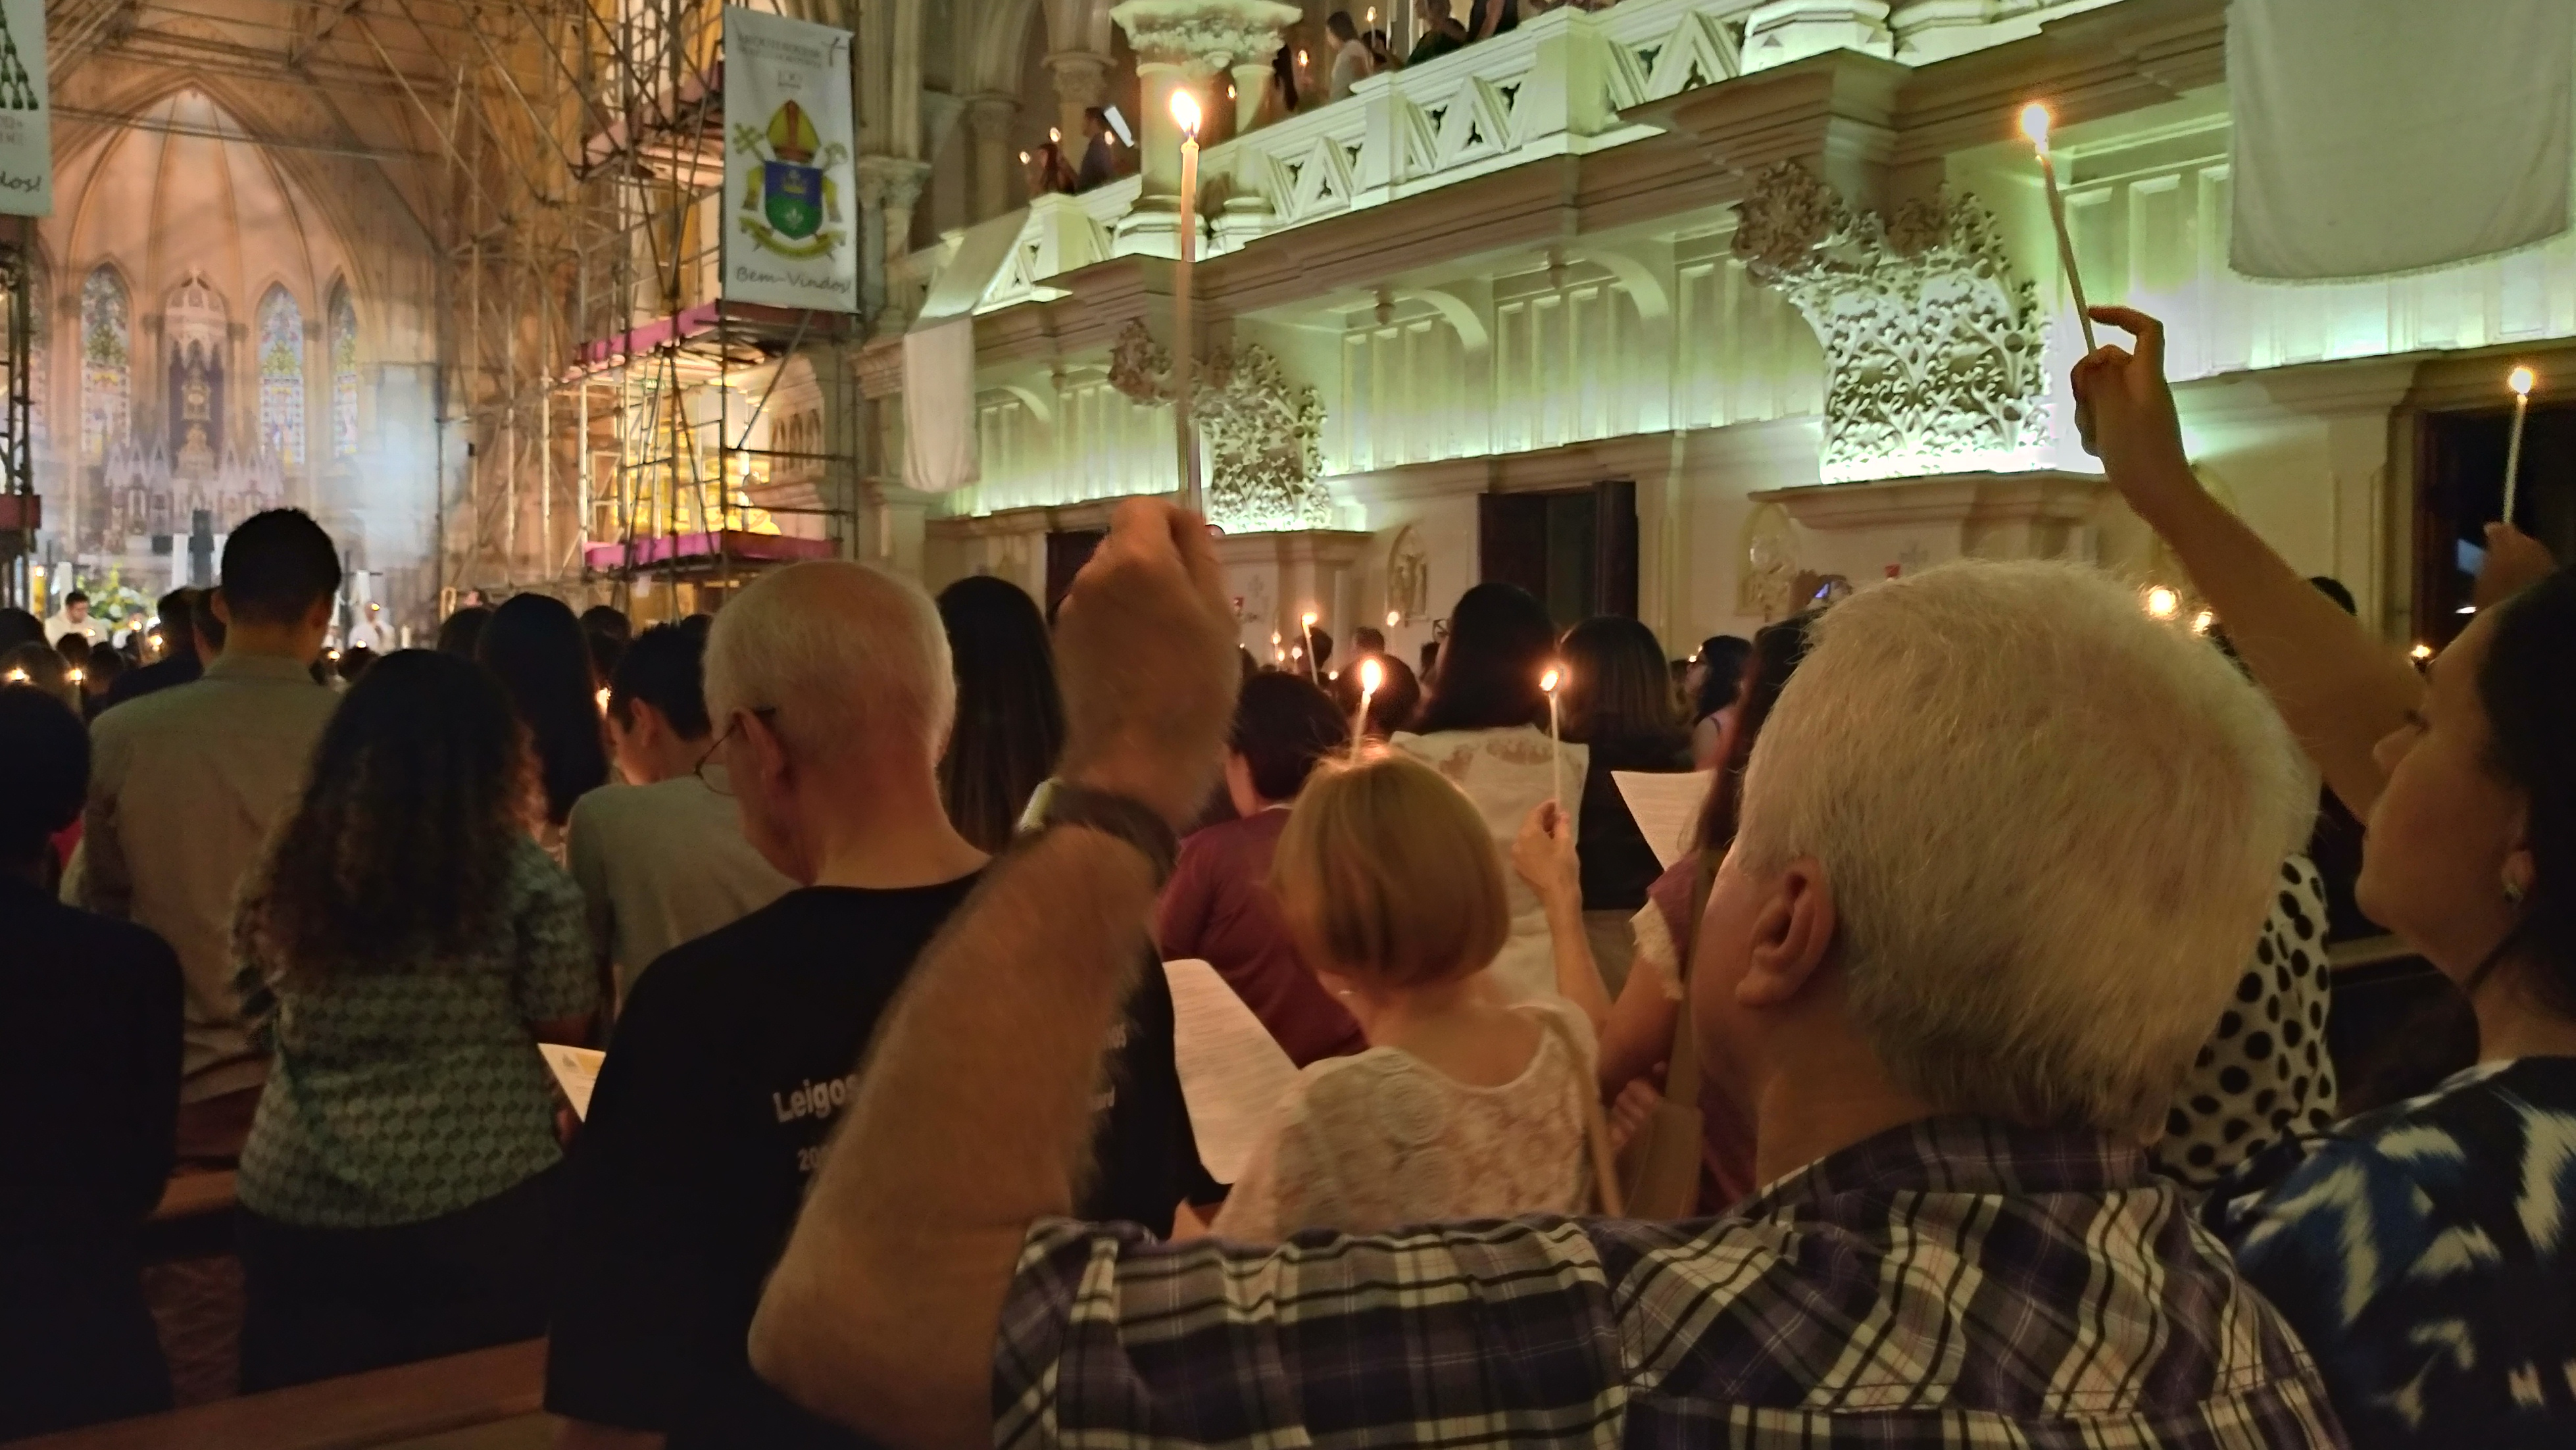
[2019,103,2096,353]
[1541,666,1564,809]
[1302,611,1320,685]
[2505,365,2535,522]
[1354,655,1383,743]
[1171,89,1204,516]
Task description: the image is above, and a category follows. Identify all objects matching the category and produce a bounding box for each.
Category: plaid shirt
[995,1116,2346,1449]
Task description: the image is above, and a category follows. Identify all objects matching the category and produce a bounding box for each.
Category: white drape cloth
[2228,0,2573,281]
[901,317,978,493]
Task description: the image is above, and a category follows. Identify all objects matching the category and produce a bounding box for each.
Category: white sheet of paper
[1613,769,1714,872]
[1162,959,1300,1185]
[540,1043,606,1120]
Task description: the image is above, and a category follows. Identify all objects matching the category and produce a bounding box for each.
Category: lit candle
[595,686,611,713]
[1354,655,1383,742]
[2191,609,2215,636]
[4,668,23,683]
[65,667,82,684]
[2018,103,2096,353]
[1302,610,1320,684]
[2409,643,2435,662]
[1171,88,1205,516]
[1541,666,1565,809]
[1385,609,1399,629]
[2504,365,2535,522]
[2144,586,2179,620]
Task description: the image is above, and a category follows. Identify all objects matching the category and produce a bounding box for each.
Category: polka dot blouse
[2152,855,2339,1192]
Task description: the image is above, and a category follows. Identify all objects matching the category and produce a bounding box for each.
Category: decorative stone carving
[1110,0,1303,72]
[1731,160,2048,485]
[1108,318,1331,534]
[1385,525,1430,624]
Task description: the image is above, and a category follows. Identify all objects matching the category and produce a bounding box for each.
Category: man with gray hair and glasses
[548,561,1213,1450]
[751,501,2347,1450]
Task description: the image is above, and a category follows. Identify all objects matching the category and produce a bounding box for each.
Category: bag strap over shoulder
[1534,1002,1627,1218]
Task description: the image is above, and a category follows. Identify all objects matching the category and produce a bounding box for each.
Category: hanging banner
[0,0,49,216]
[724,6,856,312]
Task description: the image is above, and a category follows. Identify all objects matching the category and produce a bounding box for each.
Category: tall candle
[1541,666,1564,809]
[1171,89,1204,516]
[2505,365,2535,522]
[2018,103,2097,353]
[1301,611,1320,685]
[1354,655,1383,743]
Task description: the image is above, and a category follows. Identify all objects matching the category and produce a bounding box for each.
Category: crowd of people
[1,303,2571,1449]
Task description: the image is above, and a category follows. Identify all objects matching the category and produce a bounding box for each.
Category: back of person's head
[1274,749,1509,990]
[1361,653,1422,736]
[582,605,632,685]
[236,651,528,982]
[480,593,609,825]
[2475,566,2576,1014]
[337,644,376,683]
[435,604,491,658]
[2,643,76,710]
[580,605,632,643]
[1414,582,1554,734]
[0,684,86,870]
[1692,615,1818,853]
[1305,626,1333,671]
[710,561,955,774]
[194,591,228,655]
[1352,626,1386,655]
[678,612,715,643]
[932,574,1063,851]
[0,607,39,654]
[1327,9,1357,39]
[1560,615,1678,744]
[157,589,197,659]
[609,623,713,741]
[1231,672,1350,803]
[57,632,91,670]
[1085,105,1109,133]
[218,509,341,626]
[1694,634,1752,720]
[1729,561,2308,1138]
[2306,575,2358,616]
[86,644,124,689]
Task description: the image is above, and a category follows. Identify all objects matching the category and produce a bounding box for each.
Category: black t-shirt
[545,878,1214,1447]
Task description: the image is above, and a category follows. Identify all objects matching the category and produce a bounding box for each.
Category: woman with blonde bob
[1208,749,1603,1241]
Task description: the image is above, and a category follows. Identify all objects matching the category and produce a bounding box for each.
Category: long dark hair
[1414,582,1554,734]
[2479,566,2576,1013]
[480,593,608,826]
[936,576,1065,853]
[1560,615,1681,746]
[1693,634,1752,721]
[1691,612,1821,853]
[235,651,528,981]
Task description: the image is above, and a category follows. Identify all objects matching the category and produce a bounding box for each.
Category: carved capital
[1732,161,2047,484]
[1111,0,1302,73]
[856,155,931,211]
[1108,318,1331,533]
[1045,50,1116,107]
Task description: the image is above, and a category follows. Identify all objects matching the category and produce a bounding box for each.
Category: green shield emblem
[762,161,825,241]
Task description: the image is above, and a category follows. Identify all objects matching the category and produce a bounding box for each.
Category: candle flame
[1170,88,1202,139]
[1049,127,1062,143]
[1540,666,1561,693]
[1359,657,1383,693]
[2191,609,2215,636]
[1385,609,1399,628]
[2018,101,2052,151]
[4,668,22,683]
[2410,643,2435,661]
[65,668,82,683]
[595,686,611,712]
[2144,586,2180,619]
[1018,150,1030,163]
[1301,610,1318,628]
[2510,365,2537,397]
[1297,48,1309,66]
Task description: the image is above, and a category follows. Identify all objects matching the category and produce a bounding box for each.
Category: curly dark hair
[235,650,530,982]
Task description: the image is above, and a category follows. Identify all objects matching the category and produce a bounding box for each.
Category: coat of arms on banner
[733,99,847,260]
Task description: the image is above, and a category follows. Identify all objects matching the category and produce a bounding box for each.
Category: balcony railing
[972,0,1762,315]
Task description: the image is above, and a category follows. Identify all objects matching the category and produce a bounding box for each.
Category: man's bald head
[705,561,956,769]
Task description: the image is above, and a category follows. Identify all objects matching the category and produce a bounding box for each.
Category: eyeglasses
[694,707,778,796]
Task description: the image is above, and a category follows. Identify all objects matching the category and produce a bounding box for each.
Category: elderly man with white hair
[749,502,2349,1450]
[546,561,1214,1450]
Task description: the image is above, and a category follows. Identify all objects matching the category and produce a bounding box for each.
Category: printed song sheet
[1614,769,1714,872]
[540,1043,607,1120]
[1164,959,1299,1184]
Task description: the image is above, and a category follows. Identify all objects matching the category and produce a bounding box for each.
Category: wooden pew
[14,1339,550,1450]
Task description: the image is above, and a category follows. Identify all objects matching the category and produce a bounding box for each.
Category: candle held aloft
[2504,365,2536,522]
[1300,611,1321,684]
[1354,655,1383,742]
[2018,102,2096,353]
[1170,88,1204,516]
[1541,666,1565,809]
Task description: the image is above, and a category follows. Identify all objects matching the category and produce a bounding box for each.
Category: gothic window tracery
[259,286,306,468]
[329,280,359,459]
[79,266,129,464]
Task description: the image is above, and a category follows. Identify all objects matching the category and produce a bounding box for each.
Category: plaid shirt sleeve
[995,1216,1632,1449]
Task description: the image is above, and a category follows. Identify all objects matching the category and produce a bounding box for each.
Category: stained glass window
[258,286,305,468]
[328,280,358,459]
[80,266,129,464]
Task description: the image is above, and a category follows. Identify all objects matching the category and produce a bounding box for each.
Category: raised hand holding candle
[1354,655,1383,742]
[2505,365,2535,522]
[1302,611,1320,684]
[2019,103,2096,353]
[1171,88,1205,516]
[1541,666,1565,809]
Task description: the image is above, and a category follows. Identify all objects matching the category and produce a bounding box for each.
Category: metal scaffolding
[418,0,860,616]
[0,216,33,611]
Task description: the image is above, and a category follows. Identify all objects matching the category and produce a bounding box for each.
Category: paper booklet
[1613,769,1714,872]
[1162,959,1300,1185]
[539,1043,606,1120]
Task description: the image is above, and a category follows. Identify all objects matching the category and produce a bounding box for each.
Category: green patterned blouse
[235,838,599,1228]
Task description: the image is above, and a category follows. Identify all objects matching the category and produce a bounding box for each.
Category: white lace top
[1209,996,1599,1241]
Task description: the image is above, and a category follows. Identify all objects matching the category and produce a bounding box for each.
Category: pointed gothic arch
[258,284,306,468]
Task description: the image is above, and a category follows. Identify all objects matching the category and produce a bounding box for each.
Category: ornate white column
[965,93,1020,221]
[1044,50,1115,149]
[1108,0,1300,244]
